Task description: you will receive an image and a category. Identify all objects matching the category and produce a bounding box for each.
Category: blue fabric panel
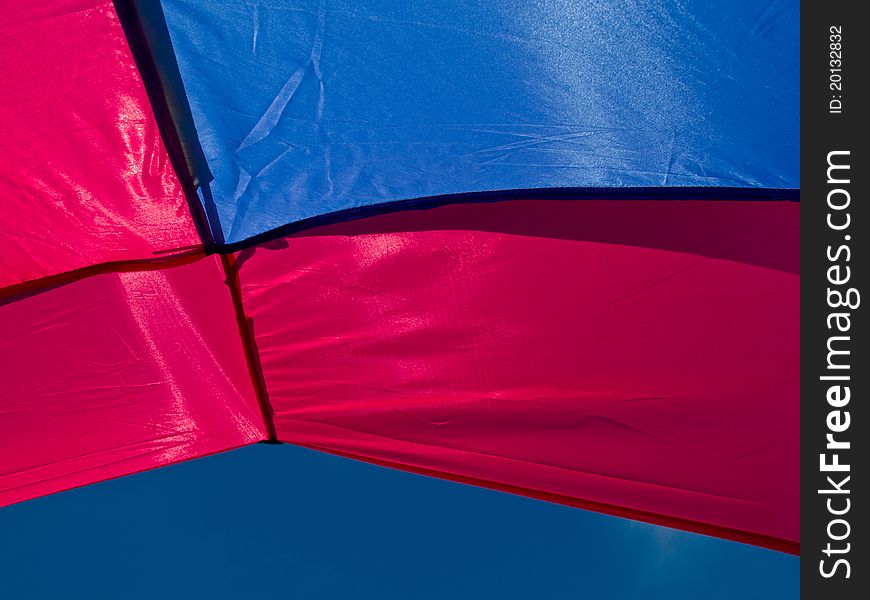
[161,0,799,244]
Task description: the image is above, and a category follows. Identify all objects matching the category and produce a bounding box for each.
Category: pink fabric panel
[0,1,200,291]
[239,199,799,552]
[0,256,266,507]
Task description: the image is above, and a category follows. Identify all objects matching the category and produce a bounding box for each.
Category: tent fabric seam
[219,253,278,443]
[212,187,799,254]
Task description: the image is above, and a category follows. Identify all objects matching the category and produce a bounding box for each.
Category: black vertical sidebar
[802,1,867,596]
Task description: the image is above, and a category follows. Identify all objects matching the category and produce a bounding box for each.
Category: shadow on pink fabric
[0,0,799,558]
[237,199,799,553]
[0,1,200,291]
[0,256,265,507]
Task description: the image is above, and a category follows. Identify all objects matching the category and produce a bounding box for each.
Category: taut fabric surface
[161,0,799,243]
[0,256,266,507]
[0,1,201,290]
[238,199,799,552]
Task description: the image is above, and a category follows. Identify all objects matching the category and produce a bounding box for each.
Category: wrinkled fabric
[161,0,799,243]
[0,0,800,554]
[0,1,200,291]
[238,199,799,552]
[0,256,266,507]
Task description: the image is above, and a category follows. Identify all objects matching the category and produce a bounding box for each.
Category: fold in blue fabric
[161,0,799,244]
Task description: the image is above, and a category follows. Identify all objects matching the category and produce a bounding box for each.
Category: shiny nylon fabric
[0,0,799,554]
[0,1,201,290]
[238,200,799,552]
[0,257,266,507]
[161,0,799,244]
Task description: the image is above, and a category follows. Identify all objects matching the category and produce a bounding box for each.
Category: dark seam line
[24,4,796,544]
[214,186,800,253]
[292,442,799,555]
[0,250,204,306]
[3,253,279,441]
[113,0,219,250]
[219,253,279,443]
[108,3,801,256]
[111,8,799,257]
[2,183,797,300]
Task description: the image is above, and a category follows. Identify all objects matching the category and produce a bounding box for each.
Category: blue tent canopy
[161,0,799,244]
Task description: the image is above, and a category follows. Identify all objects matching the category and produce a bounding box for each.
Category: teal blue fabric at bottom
[0,444,798,599]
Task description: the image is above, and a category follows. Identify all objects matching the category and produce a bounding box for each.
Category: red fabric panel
[0,256,266,507]
[239,199,799,552]
[0,1,200,291]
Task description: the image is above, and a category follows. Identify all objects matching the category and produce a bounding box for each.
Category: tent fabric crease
[0,0,800,555]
